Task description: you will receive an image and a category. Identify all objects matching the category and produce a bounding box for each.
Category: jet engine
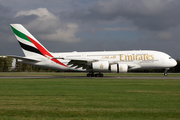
[92,61,109,71]
[91,61,128,73]
[110,64,128,73]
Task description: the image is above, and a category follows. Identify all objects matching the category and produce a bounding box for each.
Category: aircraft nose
[172,59,177,67]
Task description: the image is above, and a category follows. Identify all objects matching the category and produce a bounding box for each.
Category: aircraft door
[161,58,165,64]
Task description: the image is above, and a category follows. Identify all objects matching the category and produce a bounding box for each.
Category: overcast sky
[0,0,180,59]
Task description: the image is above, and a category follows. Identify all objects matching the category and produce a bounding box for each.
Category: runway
[1,76,180,79]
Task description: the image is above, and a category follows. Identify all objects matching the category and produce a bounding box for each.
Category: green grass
[0,74,180,119]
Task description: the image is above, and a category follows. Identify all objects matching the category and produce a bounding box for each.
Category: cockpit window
[169,57,172,59]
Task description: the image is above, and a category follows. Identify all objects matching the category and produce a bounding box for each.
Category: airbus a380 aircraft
[8,24,177,77]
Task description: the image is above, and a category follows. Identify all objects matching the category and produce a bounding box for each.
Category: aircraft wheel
[164,68,169,76]
[87,73,103,77]
[87,74,90,77]
[164,73,168,76]
[100,74,103,77]
[91,73,94,77]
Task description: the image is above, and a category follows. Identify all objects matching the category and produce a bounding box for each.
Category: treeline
[0,57,59,72]
[15,63,60,72]
[0,57,180,73]
[0,57,13,72]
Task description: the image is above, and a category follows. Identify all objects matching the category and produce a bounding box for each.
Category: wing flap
[53,57,96,70]
[67,60,90,69]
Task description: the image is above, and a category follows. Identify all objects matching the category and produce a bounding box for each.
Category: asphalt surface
[0,76,180,79]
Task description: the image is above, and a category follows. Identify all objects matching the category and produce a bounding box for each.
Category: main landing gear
[87,72,104,77]
[164,68,169,76]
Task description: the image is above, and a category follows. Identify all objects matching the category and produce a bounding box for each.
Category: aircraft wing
[53,57,99,69]
[67,60,89,69]
[7,55,41,62]
[53,57,98,62]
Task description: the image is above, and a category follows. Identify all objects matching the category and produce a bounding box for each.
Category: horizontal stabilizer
[6,55,40,62]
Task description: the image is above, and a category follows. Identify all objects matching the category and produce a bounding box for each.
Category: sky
[0,0,180,59]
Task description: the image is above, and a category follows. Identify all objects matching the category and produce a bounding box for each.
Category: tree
[0,57,13,72]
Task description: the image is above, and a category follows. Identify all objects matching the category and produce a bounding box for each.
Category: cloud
[63,0,180,31]
[15,8,81,43]
[15,8,57,20]
[104,27,137,31]
[157,31,172,40]
[0,1,179,59]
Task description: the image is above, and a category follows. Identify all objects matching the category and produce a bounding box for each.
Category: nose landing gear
[164,68,169,76]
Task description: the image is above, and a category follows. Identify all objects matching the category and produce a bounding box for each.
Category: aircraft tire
[100,74,103,77]
[91,74,94,77]
[164,73,168,76]
[87,74,90,77]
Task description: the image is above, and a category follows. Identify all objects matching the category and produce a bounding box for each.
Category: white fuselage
[26,50,176,72]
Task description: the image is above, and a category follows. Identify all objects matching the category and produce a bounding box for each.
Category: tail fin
[10,24,52,58]
[10,24,68,68]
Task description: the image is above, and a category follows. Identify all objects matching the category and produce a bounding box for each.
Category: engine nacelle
[110,64,128,73]
[92,61,109,71]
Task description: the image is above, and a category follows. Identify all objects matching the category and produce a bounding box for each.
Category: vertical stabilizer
[10,24,50,58]
[10,24,68,67]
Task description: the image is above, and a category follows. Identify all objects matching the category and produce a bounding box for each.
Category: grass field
[0,73,180,120]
